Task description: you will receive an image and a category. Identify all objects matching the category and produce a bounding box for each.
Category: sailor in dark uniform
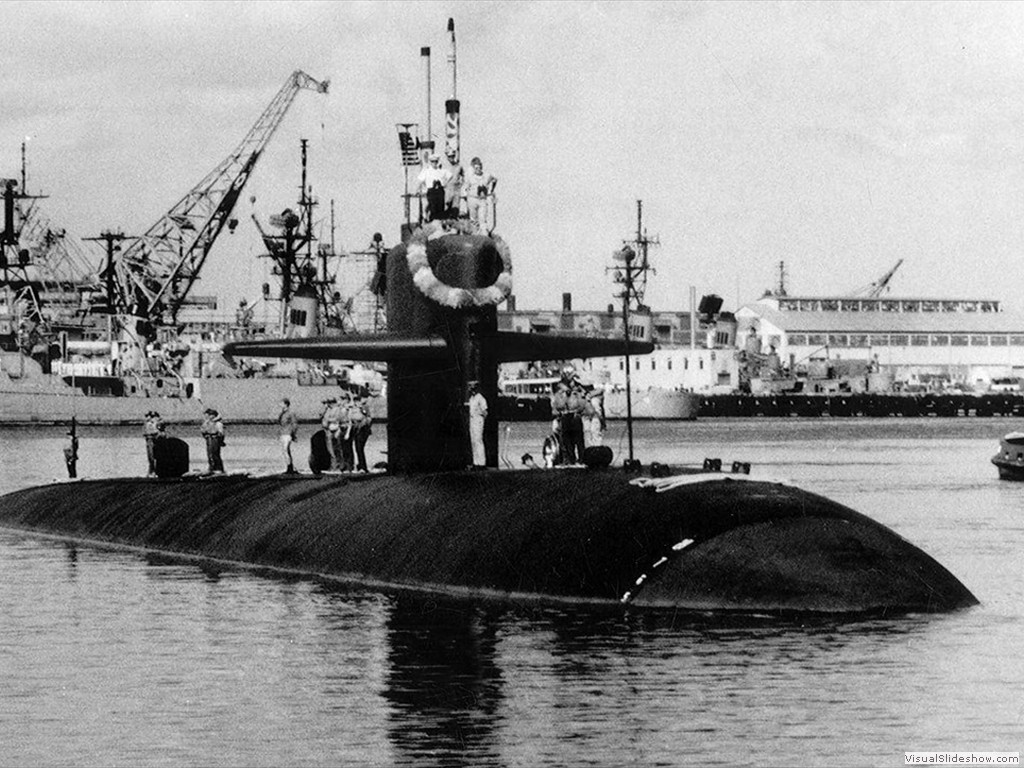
[200,408,225,474]
[143,410,163,477]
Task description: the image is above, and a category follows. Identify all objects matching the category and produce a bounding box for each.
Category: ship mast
[1,147,54,343]
[252,139,329,335]
[776,260,788,297]
[608,200,658,465]
[422,46,432,156]
[444,17,460,165]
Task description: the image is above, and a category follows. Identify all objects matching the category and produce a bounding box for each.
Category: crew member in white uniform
[416,152,453,221]
[467,381,488,468]
[463,156,497,229]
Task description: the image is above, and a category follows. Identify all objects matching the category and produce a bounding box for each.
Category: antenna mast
[421,47,432,154]
[445,18,460,164]
[776,260,788,297]
[607,200,659,465]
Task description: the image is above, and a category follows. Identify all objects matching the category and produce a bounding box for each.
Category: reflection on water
[0,421,1021,766]
[384,598,504,766]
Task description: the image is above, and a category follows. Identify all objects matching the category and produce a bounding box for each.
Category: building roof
[760,294,998,305]
[739,304,1024,334]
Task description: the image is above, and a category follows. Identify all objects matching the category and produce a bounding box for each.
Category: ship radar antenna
[395,123,421,226]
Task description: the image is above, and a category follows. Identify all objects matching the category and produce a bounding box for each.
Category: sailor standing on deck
[278,398,298,474]
[550,382,571,465]
[63,426,79,479]
[200,407,225,474]
[467,381,488,469]
[320,396,345,472]
[463,156,497,230]
[338,389,356,472]
[416,152,452,222]
[585,385,606,446]
[565,382,587,465]
[347,389,372,473]
[143,410,164,477]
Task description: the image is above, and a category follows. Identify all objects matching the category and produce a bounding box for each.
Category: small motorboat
[992,432,1024,480]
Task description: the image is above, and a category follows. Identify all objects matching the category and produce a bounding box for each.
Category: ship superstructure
[0,142,99,361]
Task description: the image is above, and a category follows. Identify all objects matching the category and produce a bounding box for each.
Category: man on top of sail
[416,152,452,221]
[463,156,497,230]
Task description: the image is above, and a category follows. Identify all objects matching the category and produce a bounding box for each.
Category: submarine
[0,216,978,614]
[0,23,977,616]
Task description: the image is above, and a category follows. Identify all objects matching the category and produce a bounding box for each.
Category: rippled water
[1,419,1021,766]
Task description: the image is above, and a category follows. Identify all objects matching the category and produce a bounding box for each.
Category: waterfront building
[166,288,1024,396]
[737,294,1024,390]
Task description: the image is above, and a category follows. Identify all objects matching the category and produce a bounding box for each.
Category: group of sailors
[466,371,608,471]
[137,394,372,477]
[131,369,605,476]
[143,407,224,476]
[315,388,373,473]
[545,369,607,468]
[416,152,497,227]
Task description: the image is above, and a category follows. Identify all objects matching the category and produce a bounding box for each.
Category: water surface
[1,419,1020,766]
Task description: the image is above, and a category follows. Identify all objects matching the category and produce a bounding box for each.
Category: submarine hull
[0,471,977,614]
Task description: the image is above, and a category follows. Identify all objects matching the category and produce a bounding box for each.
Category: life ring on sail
[406,220,512,309]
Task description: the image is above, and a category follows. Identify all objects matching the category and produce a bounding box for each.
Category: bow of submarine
[619,477,978,613]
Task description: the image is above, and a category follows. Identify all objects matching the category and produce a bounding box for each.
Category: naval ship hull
[0,374,386,425]
[499,388,700,423]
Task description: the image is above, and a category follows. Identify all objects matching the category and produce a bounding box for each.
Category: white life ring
[406,220,512,309]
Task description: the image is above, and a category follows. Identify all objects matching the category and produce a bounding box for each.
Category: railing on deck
[402,192,498,232]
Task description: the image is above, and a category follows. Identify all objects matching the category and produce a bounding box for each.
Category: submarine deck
[0,468,978,614]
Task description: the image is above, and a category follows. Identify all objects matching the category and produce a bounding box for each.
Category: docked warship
[0,21,977,616]
[0,71,388,425]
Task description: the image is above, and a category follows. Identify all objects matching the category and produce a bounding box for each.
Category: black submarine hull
[0,469,977,614]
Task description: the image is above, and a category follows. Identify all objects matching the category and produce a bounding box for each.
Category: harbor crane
[851,258,904,298]
[111,70,328,328]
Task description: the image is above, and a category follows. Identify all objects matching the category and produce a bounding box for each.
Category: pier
[699,392,1024,418]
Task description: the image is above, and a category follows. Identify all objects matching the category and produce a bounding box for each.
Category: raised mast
[445,17,460,164]
[421,46,432,155]
[608,200,659,466]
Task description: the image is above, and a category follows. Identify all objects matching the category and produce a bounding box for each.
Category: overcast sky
[3,0,1024,315]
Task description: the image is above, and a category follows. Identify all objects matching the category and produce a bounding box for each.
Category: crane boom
[113,70,329,324]
[866,258,904,298]
[849,258,904,298]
